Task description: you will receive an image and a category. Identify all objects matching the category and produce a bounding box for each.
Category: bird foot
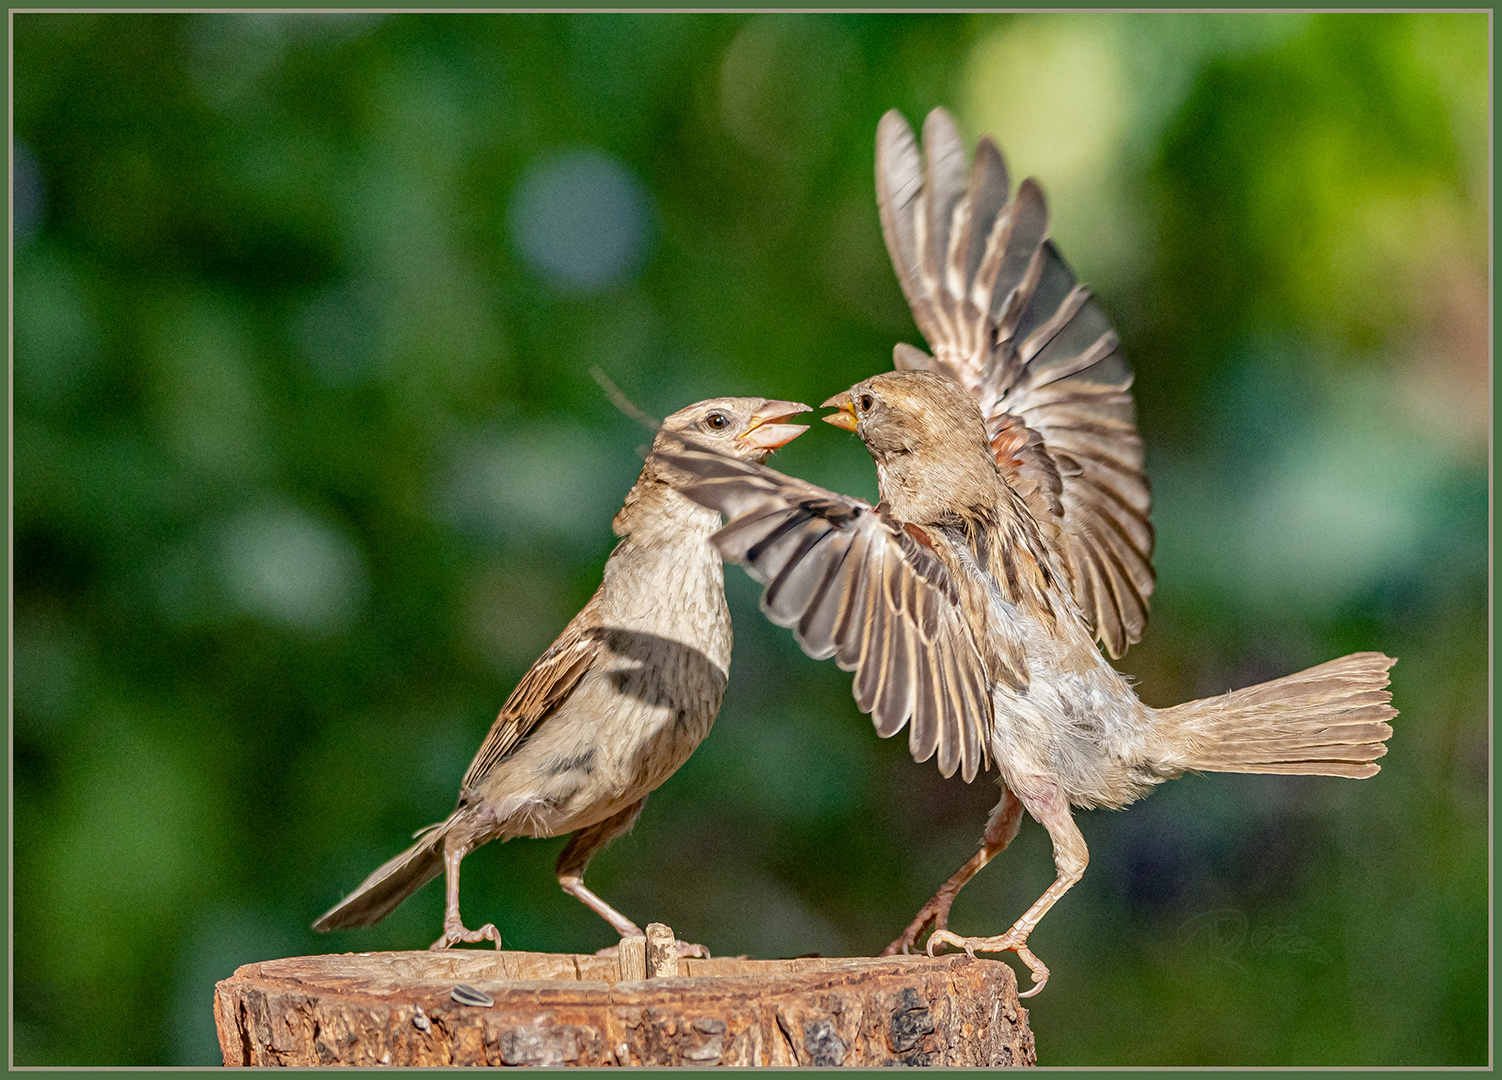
[430,921,503,951]
[926,929,1049,997]
[881,898,952,956]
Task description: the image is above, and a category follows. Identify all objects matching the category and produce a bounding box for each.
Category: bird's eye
[859,393,875,412]
[705,412,728,430]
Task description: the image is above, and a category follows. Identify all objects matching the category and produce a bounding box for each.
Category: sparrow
[314,397,810,952]
[648,108,1397,996]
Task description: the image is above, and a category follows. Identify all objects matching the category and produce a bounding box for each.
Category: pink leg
[927,779,1087,998]
[430,839,503,950]
[884,786,1024,955]
[555,800,710,960]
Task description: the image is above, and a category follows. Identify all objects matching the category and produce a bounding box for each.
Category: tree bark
[214,931,1036,1067]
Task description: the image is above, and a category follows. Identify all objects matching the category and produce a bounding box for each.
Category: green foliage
[12,12,1486,1065]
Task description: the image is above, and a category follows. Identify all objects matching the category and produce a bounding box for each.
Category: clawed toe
[924,930,1049,996]
[884,902,948,956]
[1012,944,1049,997]
[880,934,912,957]
[925,929,972,957]
[883,925,926,956]
[431,922,503,950]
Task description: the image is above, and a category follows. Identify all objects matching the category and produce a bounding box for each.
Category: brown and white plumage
[314,397,810,952]
[652,370,1396,996]
[876,107,1154,659]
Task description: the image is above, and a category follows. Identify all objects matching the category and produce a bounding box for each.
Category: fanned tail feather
[313,816,452,931]
[1151,652,1397,779]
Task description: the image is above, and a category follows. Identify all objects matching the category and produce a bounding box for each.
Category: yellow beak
[821,390,857,432]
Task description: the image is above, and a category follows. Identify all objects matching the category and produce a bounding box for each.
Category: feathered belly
[988,616,1160,810]
[487,640,729,840]
[590,636,729,789]
[479,532,732,840]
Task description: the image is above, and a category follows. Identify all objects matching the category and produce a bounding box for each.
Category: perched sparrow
[314,397,810,952]
[649,110,1397,996]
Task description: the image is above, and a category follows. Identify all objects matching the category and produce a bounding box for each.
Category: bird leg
[884,785,1023,955]
[927,780,1087,998]
[430,838,503,950]
[555,799,712,959]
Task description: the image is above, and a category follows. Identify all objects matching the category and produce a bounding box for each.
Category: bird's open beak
[737,400,812,451]
[821,390,858,432]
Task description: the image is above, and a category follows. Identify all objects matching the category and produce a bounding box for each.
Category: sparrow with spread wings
[652,109,1396,996]
[315,397,810,953]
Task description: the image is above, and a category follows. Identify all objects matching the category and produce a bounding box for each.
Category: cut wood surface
[214,929,1036,1067]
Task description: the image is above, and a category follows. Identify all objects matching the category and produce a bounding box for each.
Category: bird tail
[312,817,451,932]
[1150,652,1397,778]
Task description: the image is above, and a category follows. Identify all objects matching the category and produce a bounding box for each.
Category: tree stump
[214,925,1036,1067]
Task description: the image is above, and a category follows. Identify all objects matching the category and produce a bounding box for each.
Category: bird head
[655,397,811,463]
[823,371,998,516]
[823,370,991,459]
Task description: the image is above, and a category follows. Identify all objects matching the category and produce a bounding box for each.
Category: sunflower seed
[451,984,494,1008]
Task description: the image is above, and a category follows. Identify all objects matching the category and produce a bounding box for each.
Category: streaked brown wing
[876,107,1155,659]
[459,590,605,794]
[653,437,992,783]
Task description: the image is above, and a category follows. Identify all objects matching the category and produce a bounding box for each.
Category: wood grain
[214,949,1036,1067]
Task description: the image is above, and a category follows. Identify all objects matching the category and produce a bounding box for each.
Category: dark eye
[705,412,728,430]
[859,393,875,412]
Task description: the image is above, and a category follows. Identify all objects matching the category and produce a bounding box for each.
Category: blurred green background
[12,12,1488,1067]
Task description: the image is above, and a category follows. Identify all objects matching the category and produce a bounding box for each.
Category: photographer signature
[1178,908,1332,972]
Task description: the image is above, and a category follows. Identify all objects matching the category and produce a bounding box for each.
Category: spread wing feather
[653,437,992,782]
[876,107,1156,659]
